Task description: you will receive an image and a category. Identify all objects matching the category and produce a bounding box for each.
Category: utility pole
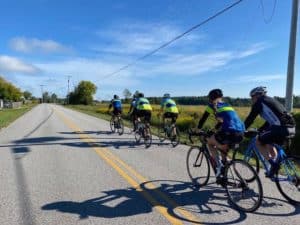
[285,0,299,112]
[40,85,45,103]
[67,75,72,104]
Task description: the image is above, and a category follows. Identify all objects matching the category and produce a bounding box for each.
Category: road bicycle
[232,130,300,205]
[186,129,263,212]
[109,113,124,135]
[158,116,180,147]
[134,118,152,148]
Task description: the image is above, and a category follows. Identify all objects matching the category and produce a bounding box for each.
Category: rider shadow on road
[41,180,249,224]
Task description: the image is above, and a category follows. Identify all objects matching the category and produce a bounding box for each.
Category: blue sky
[0,0,298,100]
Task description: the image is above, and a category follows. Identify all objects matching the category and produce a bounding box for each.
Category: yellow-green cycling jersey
[161,98,179,113]
[136,97,152,111]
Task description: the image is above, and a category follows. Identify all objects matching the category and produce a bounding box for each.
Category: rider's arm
[244,101,261,129]
[198,111,209,129]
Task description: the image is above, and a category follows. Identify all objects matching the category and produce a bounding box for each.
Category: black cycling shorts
[258,125,295,145]
[163,112,178,123]
[215,131,244,145]
[136,110,152,123]
[113,108,122,116]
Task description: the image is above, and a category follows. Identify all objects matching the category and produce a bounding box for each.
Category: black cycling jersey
[244,96,295,130]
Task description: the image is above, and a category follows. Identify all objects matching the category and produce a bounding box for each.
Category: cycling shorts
[136,110,152,123]
[258,125,295,145]
[163,112,178,123]
[215,131,244,145]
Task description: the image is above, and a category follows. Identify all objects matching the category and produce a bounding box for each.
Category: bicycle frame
[243,136,297,182]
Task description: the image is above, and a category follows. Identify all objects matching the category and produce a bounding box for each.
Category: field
[67,103,300,156]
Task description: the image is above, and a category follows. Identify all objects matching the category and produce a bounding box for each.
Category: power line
[103,0,244,79]
[260,0,277,24]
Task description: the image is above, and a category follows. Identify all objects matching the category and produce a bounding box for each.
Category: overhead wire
[260,0,277,24]
[102,0,245,79]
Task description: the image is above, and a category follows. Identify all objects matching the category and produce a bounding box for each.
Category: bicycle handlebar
[188,129,211,144]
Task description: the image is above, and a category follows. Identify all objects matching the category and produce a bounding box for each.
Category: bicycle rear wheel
[275,156,300,205]
[117,118,124,135]
[186,146,210,188]
[144,127,152,148]
[110,117,116,133]
[171,126,180,147]
[225,159,263,212]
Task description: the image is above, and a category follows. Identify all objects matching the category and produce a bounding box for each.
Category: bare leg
[255,139,277,161]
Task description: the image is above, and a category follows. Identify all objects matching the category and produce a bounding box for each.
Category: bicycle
[232,130,300,205]
[109,113,124,135]
[158,116,180,147]
[134,118,152,148]
[186,129,263,212]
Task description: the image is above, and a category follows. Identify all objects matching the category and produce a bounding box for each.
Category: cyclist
[197,89,245,176]
[135,92,152,127]
[159,93,179,137]
[244,86,296,176]
[128,91,139,131]
[108,95,122,118]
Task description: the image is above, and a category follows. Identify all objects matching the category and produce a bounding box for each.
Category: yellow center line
[54,108,183,225]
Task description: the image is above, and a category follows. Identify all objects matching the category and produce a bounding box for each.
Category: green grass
[0,104,37,128]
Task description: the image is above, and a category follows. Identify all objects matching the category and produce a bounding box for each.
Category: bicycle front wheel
[158,125,166,142]
[225,159,263,212]
[186,146,210,188]
[232,149,260,176]
[275,156,300,205]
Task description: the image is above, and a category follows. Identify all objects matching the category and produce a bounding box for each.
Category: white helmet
[250,86,267,97]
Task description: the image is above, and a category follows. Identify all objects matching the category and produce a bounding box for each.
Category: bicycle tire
[117,118,124,135]
[275,156,300,205]
[232,149,260,176]
[186,146,210,188]
[171,127,180,147]
[225,159,263,212]
[110,117,116,133]
[144,127,152,148]
[158,125,166,142]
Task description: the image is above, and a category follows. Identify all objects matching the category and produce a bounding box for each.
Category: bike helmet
[249,86,267,97]
[138,93,144,98]
[113,95,119,99]
[163,93,170,98]
[208,89,223,101]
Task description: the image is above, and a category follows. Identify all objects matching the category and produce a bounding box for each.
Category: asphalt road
[0,104,299,225]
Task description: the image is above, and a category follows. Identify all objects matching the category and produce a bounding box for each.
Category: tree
[123,88,132,103]
[23,91,32,100]
[68,80,97,105]
[0,76,22,101]
[51,93,58,103]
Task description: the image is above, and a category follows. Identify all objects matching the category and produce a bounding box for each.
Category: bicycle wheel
[158,125,166,142]
[117,118,124,135]
[275,156,300,205]
[171,126,180,147]
[186,146,210,188]
[110,117,116,133]
[144,127,152,148]
[232,149,260,176]
[225,159,263,212]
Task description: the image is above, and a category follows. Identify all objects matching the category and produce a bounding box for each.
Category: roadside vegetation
[0,103,37,128]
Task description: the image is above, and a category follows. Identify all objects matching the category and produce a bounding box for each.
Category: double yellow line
[55,107,201,225]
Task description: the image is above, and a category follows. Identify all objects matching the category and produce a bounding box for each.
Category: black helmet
[249,86,267,97]
[163,93,170,98]
[138,93,144,98]
[208,89,223,101]
[113,95,119,99]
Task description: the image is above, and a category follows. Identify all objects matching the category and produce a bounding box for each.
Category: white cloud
[236,74,284,82]
[0,55,39,74]
[237,42,270,58]
[94,22,205,55]
[9,37,71,54]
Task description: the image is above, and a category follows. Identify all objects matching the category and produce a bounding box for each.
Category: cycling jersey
[244,96,295,130]
[198,102,245,133]
[110,99,122,110]
[136,97,152,111]
[160,98,179,113]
